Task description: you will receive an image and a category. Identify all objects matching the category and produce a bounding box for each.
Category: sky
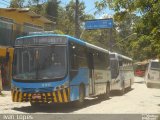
[61,0,114,18]
[0,0,114,19]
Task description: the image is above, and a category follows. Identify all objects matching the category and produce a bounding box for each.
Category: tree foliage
[95,0,160,60]
[10,0,25,8]
[10,0,158,57]
[45,0,60,22]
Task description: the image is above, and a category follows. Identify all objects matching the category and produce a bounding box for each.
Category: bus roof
[110,52,132,61]
[86,42,109,53]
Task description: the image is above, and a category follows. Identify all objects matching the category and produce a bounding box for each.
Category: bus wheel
[75,85,85,107]
[105,83,110,99]
[128,79,132,90]
[30,102,41,107]
[120,81,125,95]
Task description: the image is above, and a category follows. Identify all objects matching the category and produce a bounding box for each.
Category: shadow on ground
[12,97,111,113]
[110,88,134,97]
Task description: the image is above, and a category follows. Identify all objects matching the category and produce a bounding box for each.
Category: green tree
[27,0,46,15]
[95,0,160,60]
[45,0,60,22]
[26,0,60,22]
[56,0,86,37]
[55,1,108,48]
[10,0,25,8]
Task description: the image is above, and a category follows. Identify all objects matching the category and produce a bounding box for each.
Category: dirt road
[0,77,160,114]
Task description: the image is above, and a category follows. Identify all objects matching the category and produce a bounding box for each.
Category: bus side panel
[94,69,110,95]
[110,54,134,91]
[69,68,89,101]
[124,65,134,88]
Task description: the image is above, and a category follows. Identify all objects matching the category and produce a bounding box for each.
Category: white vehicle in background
[145,59,160,88]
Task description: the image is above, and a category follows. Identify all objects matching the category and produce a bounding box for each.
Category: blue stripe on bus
[17,34,68,39]
[67,36,86,46]
[12,76,69,92]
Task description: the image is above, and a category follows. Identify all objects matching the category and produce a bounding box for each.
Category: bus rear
[12,35,70,105]
[109,53,134,94]
[145,59,160,88]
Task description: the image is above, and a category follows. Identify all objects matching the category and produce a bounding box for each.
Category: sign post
[0,67,3,94]
[85,18,113,51]
[85,19,113,30]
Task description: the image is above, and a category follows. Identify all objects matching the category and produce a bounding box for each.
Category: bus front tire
[128,79,132,90]
[105,83,110,99]
[120,82,125,95]
[98,83,110,100]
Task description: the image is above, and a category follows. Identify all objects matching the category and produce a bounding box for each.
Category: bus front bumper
[11,88,70,103]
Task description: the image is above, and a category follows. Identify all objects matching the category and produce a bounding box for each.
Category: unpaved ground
[0,77,160,114]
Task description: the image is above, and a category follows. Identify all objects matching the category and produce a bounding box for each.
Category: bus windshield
[13,45,67,81]
[151,62,160,70]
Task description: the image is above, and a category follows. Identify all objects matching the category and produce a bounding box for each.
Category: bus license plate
[32,94,41,99]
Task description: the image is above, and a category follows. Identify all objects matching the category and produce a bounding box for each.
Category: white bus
[109,53,134,95]
[144,59,160,88]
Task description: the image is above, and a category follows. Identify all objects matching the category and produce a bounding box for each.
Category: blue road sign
[85,19,113,30]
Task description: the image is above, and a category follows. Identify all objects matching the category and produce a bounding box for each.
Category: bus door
[88,53,95,95]
[110,59,119,87]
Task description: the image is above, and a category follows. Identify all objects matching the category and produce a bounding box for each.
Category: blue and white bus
[12,33,111,107]
[109,53,134,95]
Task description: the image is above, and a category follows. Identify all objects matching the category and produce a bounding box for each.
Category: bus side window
[77,45,88,68]
[69,42,79,80]
[70,43,78,70]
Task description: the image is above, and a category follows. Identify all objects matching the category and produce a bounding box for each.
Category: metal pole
[75,0,79,38]
[109,28,113,51]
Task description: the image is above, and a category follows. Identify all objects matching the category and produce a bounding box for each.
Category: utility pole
[75,0,79,38]
[109,28,113,51]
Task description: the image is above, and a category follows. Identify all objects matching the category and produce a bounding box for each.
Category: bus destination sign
[15,36,67,46]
